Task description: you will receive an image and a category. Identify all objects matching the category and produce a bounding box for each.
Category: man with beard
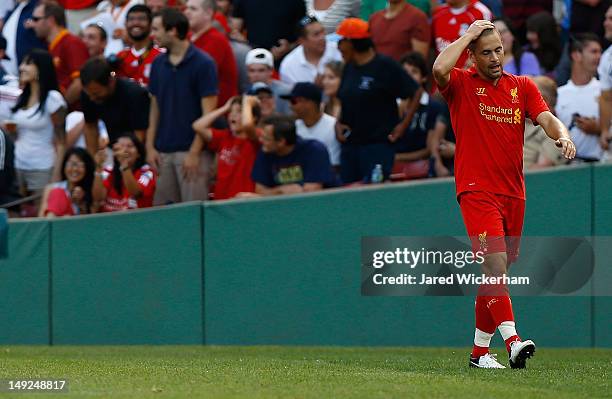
[115,4,162,86]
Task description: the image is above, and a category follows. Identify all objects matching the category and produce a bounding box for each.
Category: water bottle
[370,164,383,184]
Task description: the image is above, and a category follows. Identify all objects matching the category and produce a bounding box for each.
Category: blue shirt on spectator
[148,44,218,153]
[252,138,335,188]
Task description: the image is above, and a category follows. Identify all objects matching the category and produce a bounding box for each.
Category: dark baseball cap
[281,82,322,103]
[247,81,273,95]
[0,37,10,60]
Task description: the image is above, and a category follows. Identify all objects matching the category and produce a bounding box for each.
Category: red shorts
[458,191,525,263]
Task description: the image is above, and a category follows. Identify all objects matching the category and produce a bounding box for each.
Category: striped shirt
[305,0,361,34]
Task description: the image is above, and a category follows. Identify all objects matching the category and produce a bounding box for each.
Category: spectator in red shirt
[40,147,95,217]
[31,2,89,106]
[369,0,430,61]
[185,0,238,106]
[82,23,107,58]
[192,95,261,199]
[115,5,163,87]
[93,133,157,212]
[432,0,492,69]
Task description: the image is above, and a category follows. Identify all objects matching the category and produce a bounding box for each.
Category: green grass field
[0,346,609,398]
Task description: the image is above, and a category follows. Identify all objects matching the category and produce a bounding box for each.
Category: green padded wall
[204,181,472,346]
[203,166,596,347]
[51,203,204,344]
[0,220,50,344]
[593,165,612,347]
[512,165,593,347]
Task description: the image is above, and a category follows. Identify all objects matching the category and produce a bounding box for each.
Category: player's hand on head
[555,137,576,159]
[465,20,496,39]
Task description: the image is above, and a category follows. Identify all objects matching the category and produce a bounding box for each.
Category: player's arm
[432,20,495,88]
[536,111,576,159]
[600,89,611,150]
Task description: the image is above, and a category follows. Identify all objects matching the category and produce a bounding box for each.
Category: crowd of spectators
[0,0,611,217]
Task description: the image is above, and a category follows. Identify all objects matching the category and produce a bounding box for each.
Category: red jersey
[58,0,97,9]
[116,45,164,86]
[440,67,549,199]
[432,1,492,69]
[192,28,238,106]
[208,129,259,200]
[101,165,156,212]
[49,29,89,94]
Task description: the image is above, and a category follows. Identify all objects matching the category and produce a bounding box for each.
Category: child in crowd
[192,95,261,200]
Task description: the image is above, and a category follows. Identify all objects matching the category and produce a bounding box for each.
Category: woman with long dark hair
[93,133,156,212]
[525,12,562,75]
[493,17,541,76]
[6,48,66,198]
[39,147,95,217]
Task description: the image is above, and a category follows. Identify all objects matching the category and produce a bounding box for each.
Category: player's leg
[501,195,535,369]
[459,192,506,368]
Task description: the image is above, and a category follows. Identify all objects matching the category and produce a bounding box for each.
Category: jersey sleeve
[438,68,463,103]
[44,187,73,216]
[137,167,156,198]
[101,168,112,191]
[523,77,550,123]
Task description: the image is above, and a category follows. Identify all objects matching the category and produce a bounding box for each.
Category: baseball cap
[0,37,10,60]
[336,18,370,39]
[280,82,322,103]
[245,48,274,68]
[247,81,273,95]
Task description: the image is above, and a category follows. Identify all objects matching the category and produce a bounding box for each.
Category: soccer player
[432,20,576,369]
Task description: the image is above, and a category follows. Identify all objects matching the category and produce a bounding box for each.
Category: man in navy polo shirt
[251,115,335,196]
[147,8,218,204]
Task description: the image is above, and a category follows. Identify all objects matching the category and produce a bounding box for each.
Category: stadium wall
[0,164,610,347]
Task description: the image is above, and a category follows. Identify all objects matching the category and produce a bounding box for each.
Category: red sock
[471,295,496,358]
[485,294,521,353]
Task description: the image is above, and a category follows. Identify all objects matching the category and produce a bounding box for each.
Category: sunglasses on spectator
[299,15,318,28]
[289,97,299,105]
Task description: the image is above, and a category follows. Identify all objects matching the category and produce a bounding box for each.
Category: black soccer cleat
[508,339,536,369]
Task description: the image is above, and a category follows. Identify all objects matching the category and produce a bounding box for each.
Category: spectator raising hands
[192,95,261,200]
[93,133,156,212]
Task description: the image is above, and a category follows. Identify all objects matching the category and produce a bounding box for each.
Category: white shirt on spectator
[280,41,341,86]
[598,45,612,91]
[13,90,66,170]
[295,113,340,166]
[556,77,603,160]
